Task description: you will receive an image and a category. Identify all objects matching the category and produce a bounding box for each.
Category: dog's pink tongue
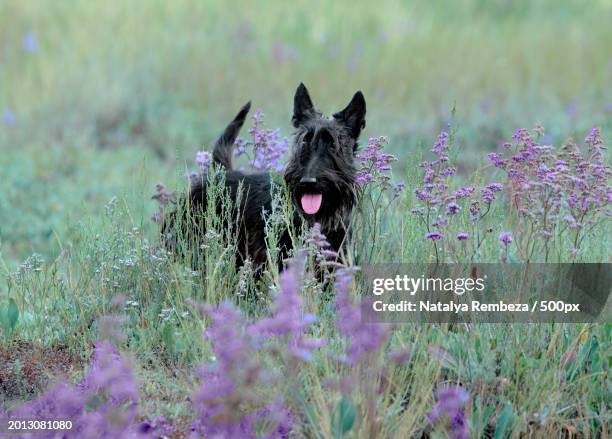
[301,193,322,215]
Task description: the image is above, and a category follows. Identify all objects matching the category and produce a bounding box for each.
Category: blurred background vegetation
[1,0,611,263]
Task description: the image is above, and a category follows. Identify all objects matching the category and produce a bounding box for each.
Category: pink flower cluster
[355,135,398,187]
[234,109,289,172]
[488,126,611,259]
[412,130,503,258]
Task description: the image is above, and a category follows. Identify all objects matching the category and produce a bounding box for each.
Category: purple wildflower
[355,136,397,188]
[248,257,326,361]
[3,110,16,125]
[423,167,435,183]
[235,109,289,172]
[426,231,443,241]
[306,223,341,268]
[194,282,308,438]
[412,130,506,262]
[453,187,474,199]
[499,231,513,246]
[446,202,461,215]
[194,303,266,437]
[508,169,524,180]
[512,152,529,163]
[138,416,176,437]
[393,181,406,198]
[243,403,294,438]
[488,125,611,261]
[563,214,581,229]
[414,189,429,202]
[195,150,212,173]
[78,341,138,409]
[480,188,496,203]
[306,223,331,248]
[7,341,146,438]
[335,269,389,365]
[441,167,456,177]
[427,385,470,439]
[457,232,469,241]
[233,138,247,157]
[354,172,374,185]
[432,217,447,228]
[203,303,254,375]
[566,102,578,119]
[512,128,534,147]
[585,127,601,146]
[22,32,38,52]
[432,131,450,155]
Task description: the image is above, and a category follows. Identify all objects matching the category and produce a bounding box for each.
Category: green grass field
[1,1,611,437]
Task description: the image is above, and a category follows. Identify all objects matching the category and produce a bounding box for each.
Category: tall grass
[2,127,610,436]
[0,1,610,437]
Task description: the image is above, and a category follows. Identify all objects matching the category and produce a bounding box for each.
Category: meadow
[1,1,611,437]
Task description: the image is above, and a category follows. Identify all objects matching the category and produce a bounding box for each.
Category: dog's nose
[300,177,317,184]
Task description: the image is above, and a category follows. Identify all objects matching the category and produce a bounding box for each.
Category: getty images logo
[372,274,487,296]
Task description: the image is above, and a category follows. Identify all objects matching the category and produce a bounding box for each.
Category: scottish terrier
[163,83,366,272]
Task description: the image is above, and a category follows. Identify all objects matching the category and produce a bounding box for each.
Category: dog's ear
[292,83,315,127]
[333,91,366,139]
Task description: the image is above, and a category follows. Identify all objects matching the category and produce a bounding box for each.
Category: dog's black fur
[163,83,366,271]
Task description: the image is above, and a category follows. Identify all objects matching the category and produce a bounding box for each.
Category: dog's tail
[212,101,251,170]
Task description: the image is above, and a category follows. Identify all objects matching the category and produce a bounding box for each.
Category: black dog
[163,83,366,271]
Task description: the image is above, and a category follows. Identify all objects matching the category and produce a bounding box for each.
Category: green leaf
[7,298,19,333]
[473,395,496,437]
[331,396,356,438]
[495,402,515,439]
[578,336,598,366]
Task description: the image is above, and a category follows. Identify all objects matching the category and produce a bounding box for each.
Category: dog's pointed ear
[333,91,366,139]
[292,83,315,127]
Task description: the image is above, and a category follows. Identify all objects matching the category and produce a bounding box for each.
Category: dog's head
[284,83,366,225]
